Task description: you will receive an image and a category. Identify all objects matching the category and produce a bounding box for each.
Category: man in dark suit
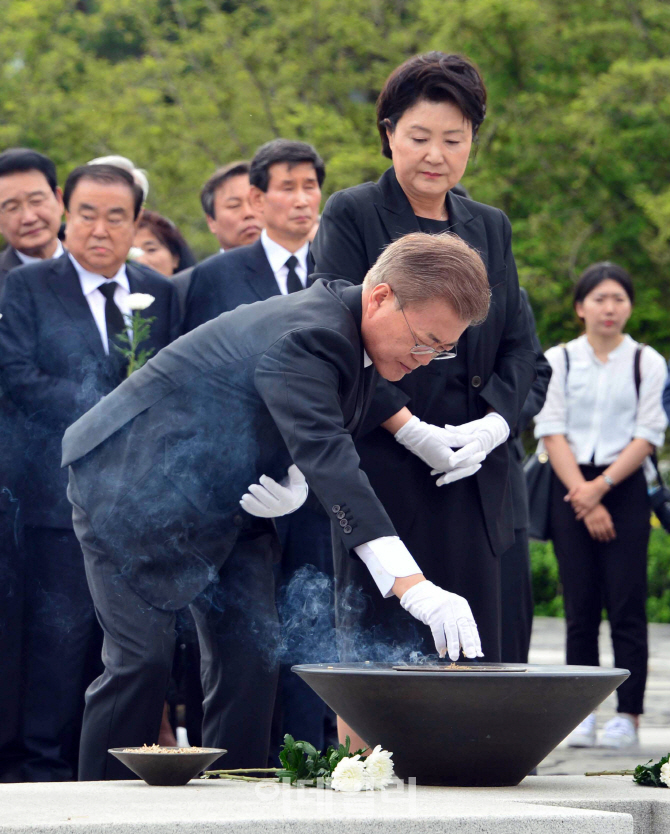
[0,163,180,781]
[171,161,262,316]
[0,148,66,782]
[185,139,330,753]
[62,232,491,780]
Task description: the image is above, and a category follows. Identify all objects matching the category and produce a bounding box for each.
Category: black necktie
[285,255,303,294]
[97,281,125,351]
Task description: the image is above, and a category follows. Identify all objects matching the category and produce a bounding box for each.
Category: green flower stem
[205,773,277,783]
[585,770,636,776]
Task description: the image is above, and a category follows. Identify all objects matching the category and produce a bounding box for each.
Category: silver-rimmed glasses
[399,304,458,360]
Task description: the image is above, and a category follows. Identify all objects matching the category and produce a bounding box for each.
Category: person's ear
[54,186,64,213]
[383,119,396,155]
[368,283,394,313]
[575,301,584,321]
[205,214,218,236]
[249,186,265,213]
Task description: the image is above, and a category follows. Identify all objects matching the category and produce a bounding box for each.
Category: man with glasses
[61,231,492,780]
[0,163,179,781]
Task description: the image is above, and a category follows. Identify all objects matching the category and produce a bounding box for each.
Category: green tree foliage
[0,0,668,352]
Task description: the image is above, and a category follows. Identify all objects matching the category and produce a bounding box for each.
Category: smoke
[273,564,432,667]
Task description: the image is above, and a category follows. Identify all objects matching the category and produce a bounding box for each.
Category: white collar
[261,229,309,274]
[16,239,64,265]
[68,253,130,296]
[363,350,373,368]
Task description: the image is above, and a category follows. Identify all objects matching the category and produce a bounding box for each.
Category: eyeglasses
[399,304,457,360]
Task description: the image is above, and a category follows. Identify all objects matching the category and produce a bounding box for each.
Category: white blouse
[534,334,667,465]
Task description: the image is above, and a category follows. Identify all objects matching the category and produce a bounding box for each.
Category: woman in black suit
[312,53,536,670]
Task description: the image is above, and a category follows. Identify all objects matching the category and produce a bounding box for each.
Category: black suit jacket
[0,246,22,294]
[0,253,180,528]
[62,280,392,609]
[311,166,537,555]
[508,288,551,530]
[183,239,313,332]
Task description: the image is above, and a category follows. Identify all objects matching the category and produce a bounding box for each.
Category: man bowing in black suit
[184,139,333,752]
[62,232,491,781]
[0,164,180,781]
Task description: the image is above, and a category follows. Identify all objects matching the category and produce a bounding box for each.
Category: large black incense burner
[293,661,629,787]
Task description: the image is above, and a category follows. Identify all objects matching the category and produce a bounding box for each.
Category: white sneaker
[566,712,597,747]
[600,715,638,750]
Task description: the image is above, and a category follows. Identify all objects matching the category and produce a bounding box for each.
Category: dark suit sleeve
[183,264,218,333]
[517,289,551,433]
[478,214,537,427]
[166,280,182,343]
[254,327,397,549]
[311,190,371,282]
[0,273,86,426]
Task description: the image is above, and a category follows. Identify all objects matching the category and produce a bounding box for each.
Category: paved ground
[530,616,670,775]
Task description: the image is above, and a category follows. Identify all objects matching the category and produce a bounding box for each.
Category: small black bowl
[108,747,226,785]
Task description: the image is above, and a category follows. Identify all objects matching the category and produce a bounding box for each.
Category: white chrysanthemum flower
[363,745,394,790]
[128,247,145,260]
[330,754,366,792]
[660,760,670,786]
[127,293,155,311]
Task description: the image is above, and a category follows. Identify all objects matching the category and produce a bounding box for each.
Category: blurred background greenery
[1,0,668,352]
[2,0,669,617]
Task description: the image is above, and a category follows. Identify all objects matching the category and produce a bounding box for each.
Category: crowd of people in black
[0,50,667,784]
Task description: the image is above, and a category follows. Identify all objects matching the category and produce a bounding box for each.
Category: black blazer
[311,166,537,555]
[0,246,22,295]
[62,280,393,609]
[508,289,552,530]
[183,239,313,332]
[0,253,181,528]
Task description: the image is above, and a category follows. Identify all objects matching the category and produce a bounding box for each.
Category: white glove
[400,580,484,661]
[239,464,308,518]
[445,413,510,470]
[394,416,486,485]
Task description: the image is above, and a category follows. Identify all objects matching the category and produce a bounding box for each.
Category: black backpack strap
[634,344,644,399]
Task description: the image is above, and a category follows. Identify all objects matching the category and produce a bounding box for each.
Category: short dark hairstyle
[249,139,325,192]
[137,210,196,272]
[0,148,58,193]
[63,164,144,219]
[376,52,487,159]
[200,161,250,219]
[574,262,635,307]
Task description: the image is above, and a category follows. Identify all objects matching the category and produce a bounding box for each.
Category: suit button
[233,513,244,527]
[332,505,340,513]
[343,525,352,534]
[339,518,347,527]
[337,511,346,520]
[471,375,482,388]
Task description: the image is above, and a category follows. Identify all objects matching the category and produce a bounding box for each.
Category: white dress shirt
[69,254,132,355]
[260,229,309,294]
[16,239,64,265]
[534,334,667,464]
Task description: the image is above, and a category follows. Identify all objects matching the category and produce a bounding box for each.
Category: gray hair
[363,232,490,324]
[88,155,149,203]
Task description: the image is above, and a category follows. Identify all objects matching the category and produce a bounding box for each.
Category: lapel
[47,253,106,358]
[243,240,281,301]
[338,283,369,432]
[0,246,22,274]
[375,167,422,242]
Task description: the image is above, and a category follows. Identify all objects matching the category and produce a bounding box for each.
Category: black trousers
[500,528,533,664]
[77,523,280,781]
[550,465,649,715]
[270,503,335,760]
[20,527,102,781]
[0,493,24,782]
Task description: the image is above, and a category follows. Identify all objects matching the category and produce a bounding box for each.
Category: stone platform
[1,776,669,834]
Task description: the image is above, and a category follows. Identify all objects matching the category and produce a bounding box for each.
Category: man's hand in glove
[393,415,486,486]
[398,579,483,661]
[239,464,308,518]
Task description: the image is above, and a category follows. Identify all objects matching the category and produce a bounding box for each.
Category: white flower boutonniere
[116,293,156,377]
